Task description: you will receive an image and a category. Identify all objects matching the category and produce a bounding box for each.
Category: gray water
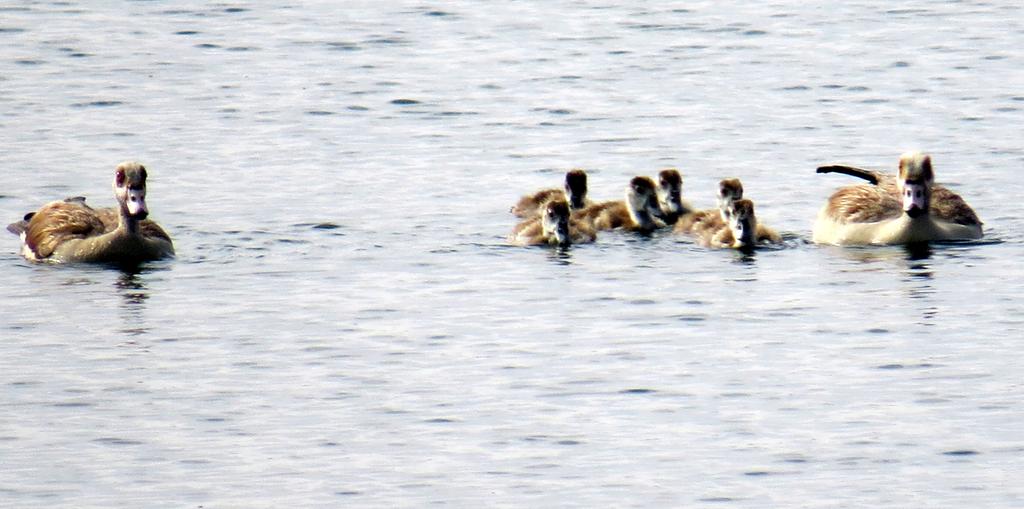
[2,1,1023,507]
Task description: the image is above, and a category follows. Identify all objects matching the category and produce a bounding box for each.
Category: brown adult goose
[7,161,174,263]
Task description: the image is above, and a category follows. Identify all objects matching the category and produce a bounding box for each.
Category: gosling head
[541,199,572,247]
[113,161,149,220]
[717,178,744,221]
[626,176,664,225]
[728,198,758,248]
[897,152,934,219]
[657,169,684,215]
[563,169,589,210]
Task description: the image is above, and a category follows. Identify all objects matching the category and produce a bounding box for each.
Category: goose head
[897,152,934,219]
[563,169,589,210]
[717,178,744,221]
[541,199,572,246]
[114,161,150,220]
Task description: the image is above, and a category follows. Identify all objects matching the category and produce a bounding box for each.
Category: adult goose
[812,152,982,245]
[7,161,174,263]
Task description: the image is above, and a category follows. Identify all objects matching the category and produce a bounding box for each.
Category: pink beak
[902,182,927,217]
[126,189,149,219]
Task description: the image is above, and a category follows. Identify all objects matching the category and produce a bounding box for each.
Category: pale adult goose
[813,152,982,245]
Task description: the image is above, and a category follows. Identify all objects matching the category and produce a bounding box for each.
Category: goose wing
[24,200,107,259]
[822,183,901,224]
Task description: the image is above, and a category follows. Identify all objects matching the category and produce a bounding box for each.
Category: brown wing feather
[139,220,173,242]
[93,207,120,231]
[930,186,982,226]
[824,169,981,226]
[71,203,174,241]
[823,183,901,224]
[24,201,107,258]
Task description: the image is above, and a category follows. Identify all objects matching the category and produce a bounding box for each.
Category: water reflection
[901,248,939,323]
[823,243,942,324]
[546,247,574,265]
[823,243,931,265]
[903,263,938,323]
[113,267,150,337]
[734,246,757,264]
[903,242,933,261]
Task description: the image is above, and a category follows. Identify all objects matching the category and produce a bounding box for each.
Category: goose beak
[126,189,149,219]
[902,182,927,218]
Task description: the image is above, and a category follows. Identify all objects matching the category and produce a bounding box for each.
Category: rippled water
[2,1,1023,507]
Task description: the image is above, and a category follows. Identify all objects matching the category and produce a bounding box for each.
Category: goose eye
[115,170,126,186]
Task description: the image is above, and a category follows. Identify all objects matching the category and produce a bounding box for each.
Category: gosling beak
[649,198,668,220]
[555,219,570,246]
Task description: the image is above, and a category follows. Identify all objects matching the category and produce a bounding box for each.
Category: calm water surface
[1,1,1023,507]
